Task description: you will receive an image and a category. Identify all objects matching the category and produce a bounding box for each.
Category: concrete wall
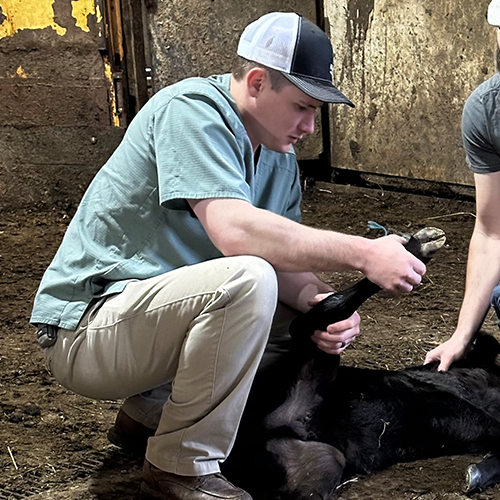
[326,0,496,185]
[0,0,124,211]
[3,0,491,212]
[144,0,322,160]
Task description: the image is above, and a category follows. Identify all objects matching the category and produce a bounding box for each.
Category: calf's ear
[267,438,345,499]
[462,331,500,367]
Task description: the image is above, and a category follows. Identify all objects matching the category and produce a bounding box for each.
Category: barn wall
[0,0,124,211]
[325,0,496,186]
[144,0,322,160]
[2,0,490,212]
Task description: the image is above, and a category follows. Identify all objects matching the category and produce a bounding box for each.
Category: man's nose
[300,113,315,135]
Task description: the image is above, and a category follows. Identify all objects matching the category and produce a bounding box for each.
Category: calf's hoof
[404,227,446,262]
[466,455,500,494]
[466,464,483,494]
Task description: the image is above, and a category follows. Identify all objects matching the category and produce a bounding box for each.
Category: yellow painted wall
[72,0,101,32]
[0,0,124,210]
[0,0,99,39]
[0,0,118,125]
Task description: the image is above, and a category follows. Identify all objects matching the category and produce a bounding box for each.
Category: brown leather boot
[107,408,156,455]
[141,459,252,500]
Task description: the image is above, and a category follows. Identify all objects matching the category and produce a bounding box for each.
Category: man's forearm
[454,229,500,342]
[205,200,369,273]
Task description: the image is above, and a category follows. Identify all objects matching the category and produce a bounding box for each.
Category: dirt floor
[2,180,500,500]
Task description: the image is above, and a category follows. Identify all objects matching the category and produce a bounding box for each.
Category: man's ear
[246,68,268,98]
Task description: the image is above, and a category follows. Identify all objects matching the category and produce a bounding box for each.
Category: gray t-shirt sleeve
[462,81,500,174]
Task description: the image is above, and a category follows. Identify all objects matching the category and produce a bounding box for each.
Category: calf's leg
[289,226,446,346]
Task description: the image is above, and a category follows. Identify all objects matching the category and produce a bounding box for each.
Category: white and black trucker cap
[237,12,354,107]
[488,0,500,27]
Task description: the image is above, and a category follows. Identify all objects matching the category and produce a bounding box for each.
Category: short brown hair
[231,56,291,92]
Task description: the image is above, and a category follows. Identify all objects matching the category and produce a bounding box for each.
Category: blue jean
[492,283,500,328]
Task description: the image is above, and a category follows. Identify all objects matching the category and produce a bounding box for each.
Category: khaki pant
[45,256,296,475]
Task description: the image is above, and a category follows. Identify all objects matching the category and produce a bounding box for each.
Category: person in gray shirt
[426,0,500,370]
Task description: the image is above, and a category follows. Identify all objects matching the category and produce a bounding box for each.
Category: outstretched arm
[426,171,500,370]
[189,198,425,294]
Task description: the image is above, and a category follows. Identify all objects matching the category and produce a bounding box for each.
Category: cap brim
[488,5,500,27]
[282,73,354,107]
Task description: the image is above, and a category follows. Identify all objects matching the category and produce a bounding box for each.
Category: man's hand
[308,293,360,354]
[424,336,471,371]
[363,235,426,294]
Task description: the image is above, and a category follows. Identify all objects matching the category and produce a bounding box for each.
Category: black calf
[224,334,500,499]
[222,228,500,499]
